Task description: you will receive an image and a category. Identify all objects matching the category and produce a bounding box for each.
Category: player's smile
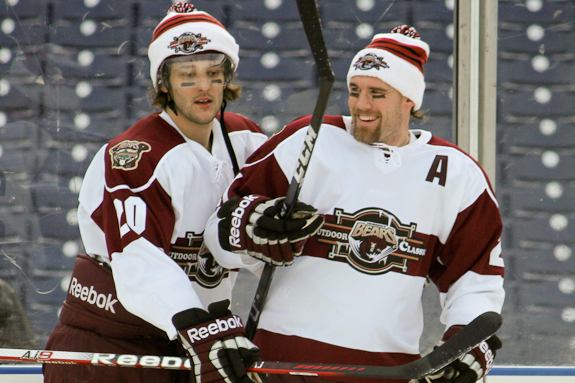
[357,113,379,123]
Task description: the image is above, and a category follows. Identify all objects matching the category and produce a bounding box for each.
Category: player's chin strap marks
[217,195,324,266]
[417,325,502,383]
[172,299,262,383]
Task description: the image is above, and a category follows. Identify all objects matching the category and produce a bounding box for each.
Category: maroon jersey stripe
[255,329,418,383]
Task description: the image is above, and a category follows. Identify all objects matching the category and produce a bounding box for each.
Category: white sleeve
[439,271,505,329]
[111,238,203,340]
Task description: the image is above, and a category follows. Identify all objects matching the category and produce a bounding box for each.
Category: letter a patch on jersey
[426,155,448,186]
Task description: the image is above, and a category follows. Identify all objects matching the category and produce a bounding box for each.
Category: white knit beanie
[347,25,430,110]
[148,2,240,87]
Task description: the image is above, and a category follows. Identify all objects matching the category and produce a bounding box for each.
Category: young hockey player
[44,3,267,383]
[204,26,504,383]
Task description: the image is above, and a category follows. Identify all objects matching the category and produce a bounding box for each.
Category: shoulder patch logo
[353,53,389,71]
[169,32,210,53]
[316,208,426,275]
[109,140,151,171]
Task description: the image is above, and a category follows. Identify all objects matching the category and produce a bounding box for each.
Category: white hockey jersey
[204,114,505,379]
[78,111,267,339]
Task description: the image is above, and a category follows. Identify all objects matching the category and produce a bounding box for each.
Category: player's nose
[355,92,373,110]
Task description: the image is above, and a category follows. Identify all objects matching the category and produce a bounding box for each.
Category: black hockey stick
[251,311,502,379]
[245,0,334,340]
[0,311,502,379]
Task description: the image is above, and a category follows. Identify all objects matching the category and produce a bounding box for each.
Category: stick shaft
[281,0,334,217]
[245,0,334,340]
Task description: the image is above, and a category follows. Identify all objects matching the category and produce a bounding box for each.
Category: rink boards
[1,366,575,382]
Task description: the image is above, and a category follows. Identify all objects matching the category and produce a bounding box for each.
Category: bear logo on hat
[353,53,389,71]
[169,32,210,53]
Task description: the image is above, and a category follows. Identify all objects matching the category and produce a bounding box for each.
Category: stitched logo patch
[168,32,210,53]
[353,53,389,70]
[109,140,151,171]
[316,208,426,275]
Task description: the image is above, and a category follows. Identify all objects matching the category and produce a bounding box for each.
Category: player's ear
[158,79,168,93]
[403,97,415,111]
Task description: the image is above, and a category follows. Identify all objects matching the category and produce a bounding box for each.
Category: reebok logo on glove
[229,195,259,248]
[186,314,244,343]
[173,300,261,383]
[218,194,324,266]
[479,341,495,372]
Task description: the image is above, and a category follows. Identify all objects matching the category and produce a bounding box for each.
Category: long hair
[411,108,425,120]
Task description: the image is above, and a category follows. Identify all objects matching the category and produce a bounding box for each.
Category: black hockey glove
[417,326,502,383]
[172,299,263,383]
[217,195,324,266]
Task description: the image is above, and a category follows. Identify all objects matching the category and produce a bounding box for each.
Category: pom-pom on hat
[346,25,430,110]
[148,2,239,87]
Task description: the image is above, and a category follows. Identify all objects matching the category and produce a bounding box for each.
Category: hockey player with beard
[204,26,505,383]
[44,3,268,383]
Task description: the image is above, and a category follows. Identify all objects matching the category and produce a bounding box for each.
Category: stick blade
[247,311,503,380]
[409,311,503,378]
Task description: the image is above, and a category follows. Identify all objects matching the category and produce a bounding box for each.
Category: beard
[352,113,385,144]
[351,106,408,146]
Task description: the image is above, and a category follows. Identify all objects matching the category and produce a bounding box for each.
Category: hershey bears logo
[169,32,210,54]
[109,140,151,171]
[317,208,426,275]
[353,53,389,71]
[170,232,229,288]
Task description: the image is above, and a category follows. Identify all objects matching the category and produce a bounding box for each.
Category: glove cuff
[173,307,213,330]
[217,195,271,252]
